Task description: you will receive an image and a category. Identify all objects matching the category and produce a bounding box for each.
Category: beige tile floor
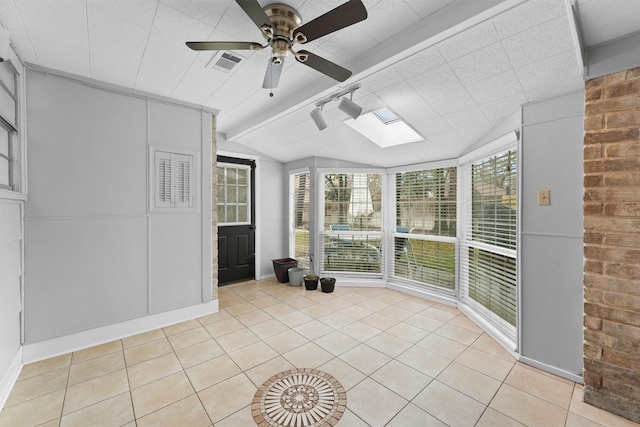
[1,279,637,426]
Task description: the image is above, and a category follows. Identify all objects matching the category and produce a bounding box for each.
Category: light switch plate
[538,189,550,206]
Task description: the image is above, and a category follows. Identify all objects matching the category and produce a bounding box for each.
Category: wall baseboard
[0,347,23,413]
[519,356,583,383]
[23,301,218,364]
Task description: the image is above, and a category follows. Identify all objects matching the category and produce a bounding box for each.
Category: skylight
[344,107,424,148]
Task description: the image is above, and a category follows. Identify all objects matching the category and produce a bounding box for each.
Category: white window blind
[154,151,194,209]
[289,171,310,269]
[320,172,383,276]
[460,148,518,340]
[393,167,457,290]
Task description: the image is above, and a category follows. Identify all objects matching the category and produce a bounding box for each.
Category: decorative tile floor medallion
[252,368,347,426]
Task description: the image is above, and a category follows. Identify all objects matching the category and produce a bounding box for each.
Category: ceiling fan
[186,0,368,91]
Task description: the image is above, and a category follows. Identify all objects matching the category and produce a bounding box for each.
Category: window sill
[0,189,27,201]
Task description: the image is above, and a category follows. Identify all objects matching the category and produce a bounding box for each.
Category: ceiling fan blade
[293,0,367,44]
[295,50,351,82]
[263,58,284,89]
[235,0,273,32]
[186,41,263,51]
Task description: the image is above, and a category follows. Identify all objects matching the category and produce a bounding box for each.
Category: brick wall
[583,66,640,423]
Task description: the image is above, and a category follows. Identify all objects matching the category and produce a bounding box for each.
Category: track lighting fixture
[310,84,361,130]
[338,93,362,120]
[310,105,329,130]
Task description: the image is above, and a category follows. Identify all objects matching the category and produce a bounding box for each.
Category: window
[0,58,19,193]
[460,148,518,340]
[321,172,383,275]
[393,166,457,290]
[154,150,195,210]
[217,162,250,224]
[289,171,310,268]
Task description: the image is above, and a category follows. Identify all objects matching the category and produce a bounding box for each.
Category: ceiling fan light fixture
[338,96,362,120]
[310,106,329,131]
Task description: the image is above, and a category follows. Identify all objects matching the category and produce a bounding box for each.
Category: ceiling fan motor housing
[264,3,303,60]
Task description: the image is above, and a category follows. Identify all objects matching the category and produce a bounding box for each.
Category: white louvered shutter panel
[174,154,193,208]
[155,151,172,208]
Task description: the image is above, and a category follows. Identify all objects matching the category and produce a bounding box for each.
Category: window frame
[317,168,385,280]
[386,159,459,296]
[0,55,23,197]
[289,169,311,269]
[458,131,520,348]
[217,161,252,226]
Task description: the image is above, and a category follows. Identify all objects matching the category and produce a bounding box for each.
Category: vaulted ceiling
[1,0,638,167]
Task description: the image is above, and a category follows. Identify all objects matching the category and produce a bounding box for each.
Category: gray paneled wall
[520,91,585,378]
[24,70,210,343]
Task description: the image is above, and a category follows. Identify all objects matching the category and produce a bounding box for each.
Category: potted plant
[304,254,319,291]
[304,273,319,290]
[320,277,336,293]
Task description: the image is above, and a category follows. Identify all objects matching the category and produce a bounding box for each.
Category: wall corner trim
[22,301,218,365]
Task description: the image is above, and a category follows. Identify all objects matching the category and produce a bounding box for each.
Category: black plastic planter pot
[320,277,336,293]
[304,276,319,290]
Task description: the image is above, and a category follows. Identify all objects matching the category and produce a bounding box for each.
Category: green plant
[304,273,318,280]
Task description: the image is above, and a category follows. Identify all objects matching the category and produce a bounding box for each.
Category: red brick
[586,96,640,115]
[586,114,605,130]
[584,175,603,187]
[584,231,604,244]
[604,187,640,203]
[604,80,640,99]
[586,88,603,102]
[586,76,605,90]
[584,188,605,201]
[585,342,603,359]
[585,246,640,264]
[585,128,640,145]
[603,172,640,186]
[607,111,640,128]
[584,145,603,160]
[584,160,605,173]
[627,68,640,80]
[605,142,640,158]
[584,260,603,274]
[584,329,619,348]
[602,232,640,248]
[604,203,640,217]
[585,314,603,330]
[604,263,640,280]
[604,72,628,85]
[602,348,640,372]
[585,303,640,326]
[583,370,603,388]
[603,292,640,312]
[602,378,640,403]
[584,216,640,232]
[584,276,640,296]
[616,336,640,354]
[584,203,603,216]
[585,287,604,303]
[603,320,640,341]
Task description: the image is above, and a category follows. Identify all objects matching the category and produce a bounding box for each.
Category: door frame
[217,150,260,282]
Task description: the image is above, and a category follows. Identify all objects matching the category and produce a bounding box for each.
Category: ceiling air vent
[208,52,242,73]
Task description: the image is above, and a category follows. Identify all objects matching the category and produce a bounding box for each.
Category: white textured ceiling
[1,0,638,167]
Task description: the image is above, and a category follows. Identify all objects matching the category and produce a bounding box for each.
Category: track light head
[310,106,328,131]
[338,96,362,120]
